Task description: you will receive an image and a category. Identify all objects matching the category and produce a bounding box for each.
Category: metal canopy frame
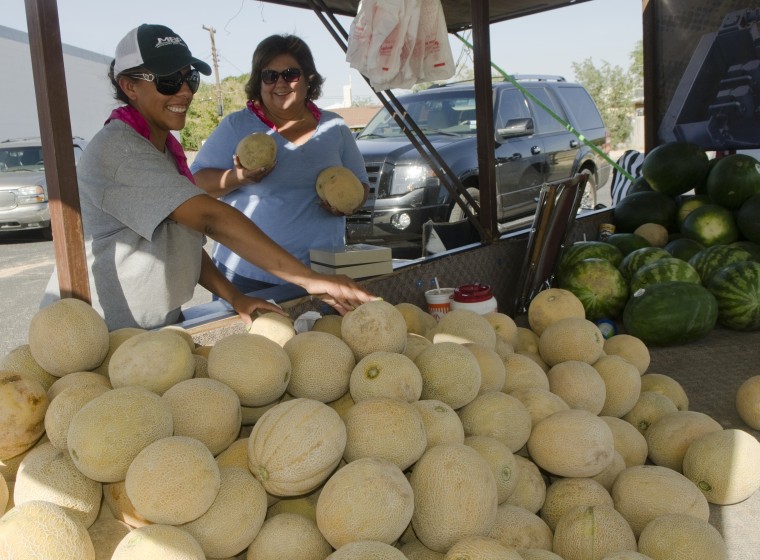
[22,0,607,302]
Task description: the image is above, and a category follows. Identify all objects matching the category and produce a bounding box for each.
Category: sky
[6,0,643,107]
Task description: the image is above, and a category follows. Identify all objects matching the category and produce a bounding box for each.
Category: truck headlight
[389,165,440,195]
[17,185,46,204]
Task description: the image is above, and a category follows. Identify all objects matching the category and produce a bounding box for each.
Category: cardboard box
[309,244,392,267]
[310,260,393,279]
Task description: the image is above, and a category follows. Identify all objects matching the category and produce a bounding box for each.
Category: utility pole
[202,25,224,117]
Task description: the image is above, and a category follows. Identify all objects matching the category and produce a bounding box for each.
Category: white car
[0,137,87,239]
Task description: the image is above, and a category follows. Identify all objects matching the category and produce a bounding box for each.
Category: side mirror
[496,117,534,139]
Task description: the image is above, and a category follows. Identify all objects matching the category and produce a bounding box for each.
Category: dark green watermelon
[737,194,760,244]
[605,233,651,256]
[664,238,705,262]
[629,257,702,293]
[623,281,718,346]
[680,204,739,247]
[676,194,712,226]
[642,142,710,197]
[558,258,629,320]
[627,175,654,195]
[613,191,678,233]
[706,260,760,331]
[706,154,760,210]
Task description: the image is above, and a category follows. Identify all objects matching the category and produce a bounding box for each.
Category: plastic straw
[434,277,440,290]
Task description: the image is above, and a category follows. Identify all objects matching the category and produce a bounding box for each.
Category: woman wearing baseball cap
[41,24,375,331]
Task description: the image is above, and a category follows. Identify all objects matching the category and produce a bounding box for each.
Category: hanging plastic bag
[415,0,455,82]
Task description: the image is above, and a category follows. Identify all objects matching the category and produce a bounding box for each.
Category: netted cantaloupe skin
[540,477,614,531]
[637,513,728,560]
[87,517,131,560]
[594,355,642,418]
[248,512,332,560]
[537,317,605,366]
[326,539,408,559]
[0,344,57,390]
[340,300,408,360]
[236,132,277,170]
[284,331,356,402]
[464,435,518,504]
[349,351,423,403]
[552,504,637,560]
[412,399,465,451]
[111,523,205,560]
[315,166,365,214]
[458,391,532,453]
[45,384,110,452]
[487,502,554,551]
[414,341,481,410]
[464,343,506,393]
[546,360,607,415]
[445,535,523,559]
[603,333,650,375]
[644,410,722,472]
[503,455,546,514]
[600,415,649,467]
[528,287,586,336]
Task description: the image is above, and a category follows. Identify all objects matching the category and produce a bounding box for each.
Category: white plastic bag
[415,0,455,82]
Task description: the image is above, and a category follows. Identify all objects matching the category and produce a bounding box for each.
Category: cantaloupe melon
[92,327,146,375]
[87,517,131,560]
[108,330,195,395]
[180,466,267,558]
[28,298,109,377]
[602,334,650,375]
[326,540,407,559]
[598,552,654,560]
[483,312,519,344]
[594,355,642,417]
[520,551,566,560]
[622,390,678,435]
[125,435,220,525]
[343,397,427,470]
[248,398,346,496]
[540,477,614,531]
[349,351,423,403]
[637,513,728,560]
[682,428,760,505]
[464,343,506,393]
[487,503,553,551]
[634,222,669,247]
[192,354,208,378]
[0,472,8,514]
[284,331,356,403]
[611,464,710,537]
[518,350,550,372]
[0,344,57,389]
[458,391,532,453]
[429,309,498,349]
[591,450,627,491]
[414,341,481,410]
[247,512,333,560]
[316,456,413,549]
[47,371,112,401]
[547,360,607,414]
[162,378,241,456]
[527,409,614,477]
[600,415,649,467]
[326,391,355,420]
[265,486,321,521]
[552,504,637,560]
[409,443,498,553]
[538,317,605,366]
[44,384,110,451]
[502,353,550,393]
[110,523,205,560]
[0,500,95,559]
[208,332,291,407]
[513,327,540,354]
[412,399,465,451]
[396,302,436,335]
[236,132,277,170]
[310,314,343,338]
[503,455,546,514]
[443,535,523,559]
[0,371,48,460]
[67,386,173,483]
[399,539,446,559]
[639,372,689,410]
[464,435,518,504]
[736,375,760,429]
[215,438,248,470]
[102,481,150,528]
[315,166,365,214]
[248,312,296,347]
[341,300,408,360]
[14,441,102,527]
[645,410,722,472]
[528,288,586,336]
[404,333,433,361]
[508,387,569,428]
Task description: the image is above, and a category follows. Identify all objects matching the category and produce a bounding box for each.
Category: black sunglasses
[126,69,201,95]
[261,68,303,85]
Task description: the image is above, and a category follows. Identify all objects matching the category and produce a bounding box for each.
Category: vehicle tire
[40,226,53,241]
[449,187,480,222]
[579,169,597,211]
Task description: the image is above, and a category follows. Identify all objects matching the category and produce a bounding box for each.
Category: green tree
[182,74,249,150]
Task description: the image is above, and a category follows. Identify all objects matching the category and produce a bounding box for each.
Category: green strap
[454,33,635,182]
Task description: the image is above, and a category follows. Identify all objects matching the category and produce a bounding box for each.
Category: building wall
[0,25,114,142]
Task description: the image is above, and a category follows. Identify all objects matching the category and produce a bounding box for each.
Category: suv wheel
[449,187,480,222]
[41,226,53,241]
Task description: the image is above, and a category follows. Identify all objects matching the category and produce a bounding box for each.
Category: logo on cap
[155,36,185,49]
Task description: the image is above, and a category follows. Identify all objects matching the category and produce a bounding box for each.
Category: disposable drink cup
[425,288,454,321]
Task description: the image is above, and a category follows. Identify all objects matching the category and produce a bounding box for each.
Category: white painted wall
[0,25,114,142]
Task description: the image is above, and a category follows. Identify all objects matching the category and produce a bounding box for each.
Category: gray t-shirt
[42,120,205,330]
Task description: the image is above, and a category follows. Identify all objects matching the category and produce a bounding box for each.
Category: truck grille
[0,191,17,211]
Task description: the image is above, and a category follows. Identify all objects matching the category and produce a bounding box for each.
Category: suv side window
[528,87,568,134]
[495,89,531,129]
[557,86,605,129]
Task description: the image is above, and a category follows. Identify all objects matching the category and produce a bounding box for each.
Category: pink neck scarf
[246,100,322,131]
[105,105,195,184]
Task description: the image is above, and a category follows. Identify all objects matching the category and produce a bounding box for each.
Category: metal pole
[203,25,224,117]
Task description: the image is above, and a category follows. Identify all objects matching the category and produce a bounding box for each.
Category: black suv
[347,77,611,257]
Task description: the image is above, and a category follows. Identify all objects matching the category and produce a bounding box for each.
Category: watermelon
[558,258,629,320]
[680,204,739,247]
[730,241,760,262]
[629,257,701,293]
[627,176,653,195]
[557,241,624,281]
[706,261,760,331]
[688,244,753,284]
[706,154,760,210]
[737,194,760,244]
[641,142,710,197]
[613,191,678,233]
[622,281,718,346]
[605,233,651,256]
[618,246,671,282]
[664,237,705,262]
[676,194,712,226]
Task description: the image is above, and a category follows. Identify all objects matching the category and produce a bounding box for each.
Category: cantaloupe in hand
[0,371,49,460]
[236,132,276,170]
[316,166,365,214]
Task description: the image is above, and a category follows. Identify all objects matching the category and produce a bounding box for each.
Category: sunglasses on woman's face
[261,68,303,85]
[126,69,202,95]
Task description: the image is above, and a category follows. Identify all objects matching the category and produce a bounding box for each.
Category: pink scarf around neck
[246,100,322,131]
[106,105,195,184]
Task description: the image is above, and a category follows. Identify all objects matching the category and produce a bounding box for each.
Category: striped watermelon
[629,257,701,293]
[706,261,760,331]
[558,258,629,320]
[618,247,671,283]
[557,241,624,281]
[688,245,753,284]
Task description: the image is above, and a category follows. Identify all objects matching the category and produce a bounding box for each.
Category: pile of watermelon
[555,141,760,347]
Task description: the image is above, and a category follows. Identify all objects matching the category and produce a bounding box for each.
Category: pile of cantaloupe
[1,294,759,559]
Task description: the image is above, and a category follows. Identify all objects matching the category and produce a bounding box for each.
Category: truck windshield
[0,146,45,172]
[358,91,478,139]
